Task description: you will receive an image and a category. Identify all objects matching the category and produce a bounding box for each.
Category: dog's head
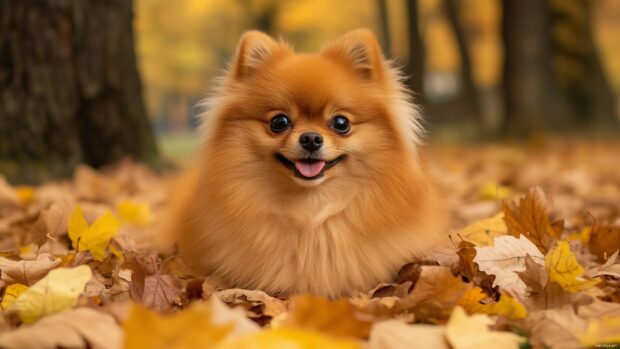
[201,30,423,190]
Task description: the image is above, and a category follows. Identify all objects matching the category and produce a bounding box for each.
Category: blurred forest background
[134,0,620,149]
[1,0,619,182]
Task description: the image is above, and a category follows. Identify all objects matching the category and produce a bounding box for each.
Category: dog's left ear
[321,29,386,81]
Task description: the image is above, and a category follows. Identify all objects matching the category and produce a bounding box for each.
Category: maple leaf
[68,206,120,261]
[473,235,545,299]
[0,307,121,349]
[127,255,183,311]
[458,287,526,319]
[545,240,600,292]
[445,306,524,349]
[396,266,472,322]
[502,187,561,253]
[116,199,153,227]
[281,295,372,339]
[6,265,92,324]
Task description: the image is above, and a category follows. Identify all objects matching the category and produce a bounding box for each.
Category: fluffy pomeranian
[162,29,447,297]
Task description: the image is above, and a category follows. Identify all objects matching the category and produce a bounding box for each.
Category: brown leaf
[127,255,182,311]
[216,288,287,318]
[0,307,121,349]
[589,221,620,262]
[502,187,560,253]
[456,241,477,282]
[396,266,472,323]
[370,281,413,298]
[0,253,61,285]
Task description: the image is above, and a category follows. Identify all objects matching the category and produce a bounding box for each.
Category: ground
[0,138,619,349]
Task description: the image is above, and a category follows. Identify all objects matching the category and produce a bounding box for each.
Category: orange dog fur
[162,29,447,297]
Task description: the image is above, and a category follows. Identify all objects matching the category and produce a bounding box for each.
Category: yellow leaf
[281,295,372,339]
[479,183,512,201]
[446,306,524,349]
[15,186,35,206]
[123,303,232,349]
[458,288,526,319]
[1,283,28,309]
[566,227,591,245]
[577,316,620,346]
[215,328,361,349]
[546,241,600,292]
[68,206,120,261]
[459,213,508,247]
[493,293,527,319]
[7,265,92,324]
[116,200,153,227]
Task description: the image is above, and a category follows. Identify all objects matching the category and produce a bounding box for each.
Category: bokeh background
[1,0,619,182]
[132,0,620,161]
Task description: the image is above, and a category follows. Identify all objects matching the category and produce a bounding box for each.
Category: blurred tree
[442,0,482,122]
[377,0,392,56]
[405,0,426,105]
[0,0,158,183]
[550,0,617,127]
[501,0,568,134]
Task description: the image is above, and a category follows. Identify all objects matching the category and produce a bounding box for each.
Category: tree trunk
[501,0,568,134]
[443,0,482,123]
[550,0,617,127]
[377,0,392,58]
[0,0,158,184]
[405,0,426,106]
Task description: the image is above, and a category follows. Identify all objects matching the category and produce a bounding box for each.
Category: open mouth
[275,153,344,180]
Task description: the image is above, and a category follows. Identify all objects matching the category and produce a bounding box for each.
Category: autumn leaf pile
[1,139,619,349]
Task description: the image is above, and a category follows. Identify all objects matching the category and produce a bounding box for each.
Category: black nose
[299,132,323,151]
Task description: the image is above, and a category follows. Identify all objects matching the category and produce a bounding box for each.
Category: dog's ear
[321,29,386,81]
[230,31,289,80]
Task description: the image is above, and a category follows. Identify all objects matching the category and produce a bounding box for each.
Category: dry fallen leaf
[127,255,183,311]
[473,235,545,299]
[368,320,449,349]
[545,240,600,292]
[68,206,120,261]
[123,302,232,349]
[445,306,524,349]
[0,307,121,349]
[6,265,92,324]
[587,249,620,278]
[280,295,372,339]
[502,187,561,253]
[457,213,508,247]
[0,253,61,285]
[124,297,258,349]
[215,328,362,349]
[217,288,287,318]
[396,266,471,322]
[116,199,153,227]
[1,283,28,310]
[458,287,526,319]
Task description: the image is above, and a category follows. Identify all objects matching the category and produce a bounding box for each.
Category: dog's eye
[269,114,291,133]
[330,115,350,135]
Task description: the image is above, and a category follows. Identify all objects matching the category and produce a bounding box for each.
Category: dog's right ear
[230,31,289,80]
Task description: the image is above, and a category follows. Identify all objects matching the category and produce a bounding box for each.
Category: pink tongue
[295,160,326,178]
